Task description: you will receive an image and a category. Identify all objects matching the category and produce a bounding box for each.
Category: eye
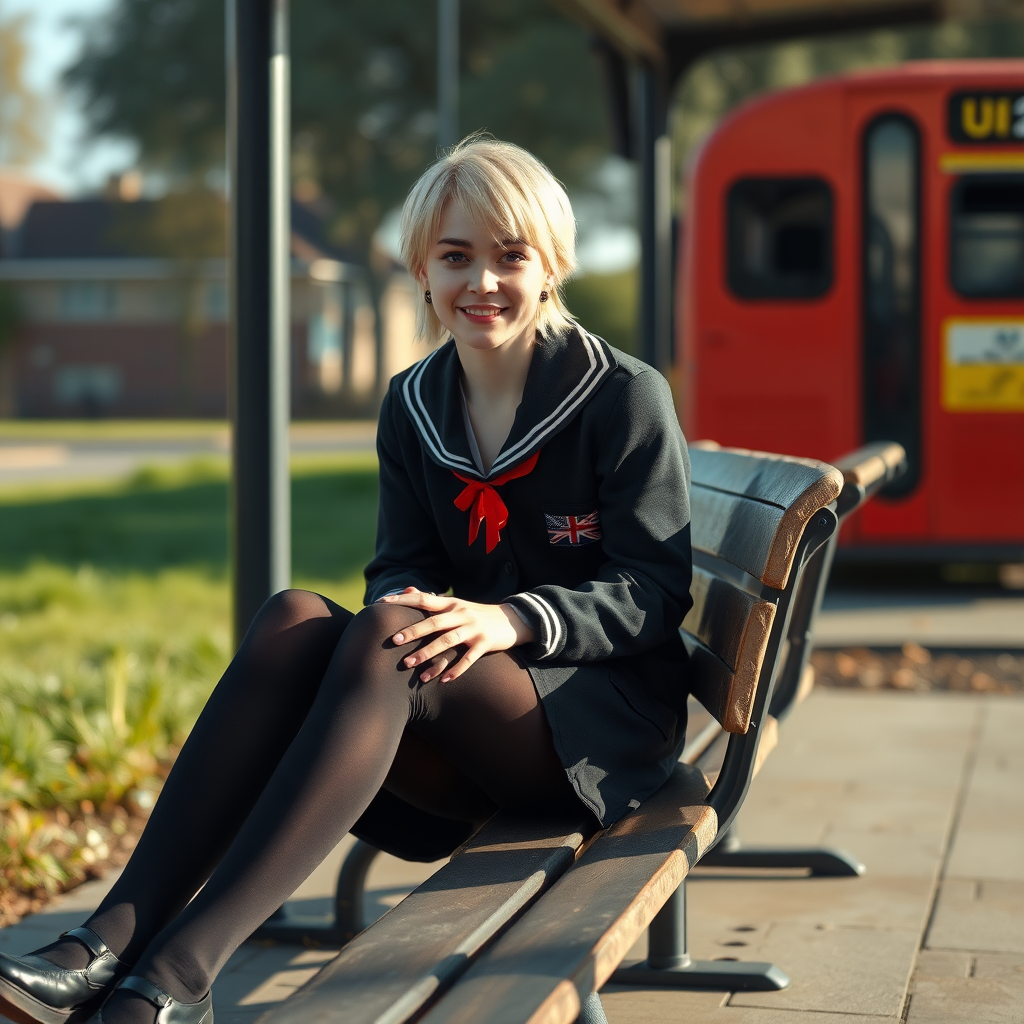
[441,251,469,263]
[501,250,527,263]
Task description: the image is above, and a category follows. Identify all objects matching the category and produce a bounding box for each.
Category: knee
[241,589,351,656]
[349,601,430,647]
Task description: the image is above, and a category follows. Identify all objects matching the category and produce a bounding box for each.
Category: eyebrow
[435,237,530,249]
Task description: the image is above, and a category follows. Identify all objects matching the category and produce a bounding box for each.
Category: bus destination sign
[949,91,1024,144]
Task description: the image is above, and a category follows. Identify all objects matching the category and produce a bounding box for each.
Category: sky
[4,0,136,195]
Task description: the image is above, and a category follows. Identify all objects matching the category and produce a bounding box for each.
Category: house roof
[9,196,354,264]
[18,200,157,259]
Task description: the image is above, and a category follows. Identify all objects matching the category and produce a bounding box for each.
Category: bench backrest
[680,445,841,842]
[683,444,842,734]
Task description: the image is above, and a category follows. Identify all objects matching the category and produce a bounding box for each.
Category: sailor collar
[400,325,615,481]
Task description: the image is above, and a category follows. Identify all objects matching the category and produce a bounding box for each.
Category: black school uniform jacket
[359,325,693,855]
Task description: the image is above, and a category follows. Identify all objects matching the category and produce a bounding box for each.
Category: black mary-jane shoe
[88,977,213,1024]
[0,926,126,1024]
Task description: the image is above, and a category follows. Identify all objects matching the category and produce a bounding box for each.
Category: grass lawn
[0,453,380,819]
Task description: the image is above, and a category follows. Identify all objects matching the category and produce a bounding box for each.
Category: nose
[468,265,499,294]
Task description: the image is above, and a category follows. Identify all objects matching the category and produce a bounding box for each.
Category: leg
[35,590,353,972]
[102,605,577,1024]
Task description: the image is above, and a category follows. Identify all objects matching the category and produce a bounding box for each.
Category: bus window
[951,175,1024,297]
[863,115,921,497]
[727,178,833,299]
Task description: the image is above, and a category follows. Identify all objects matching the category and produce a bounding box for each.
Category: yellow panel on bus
[943,318,1024,411]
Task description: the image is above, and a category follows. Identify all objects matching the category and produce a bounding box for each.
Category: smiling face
[416,202,552,353]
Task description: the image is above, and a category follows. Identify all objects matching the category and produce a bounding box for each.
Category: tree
[0,7,46,167]
[65,0,611,258]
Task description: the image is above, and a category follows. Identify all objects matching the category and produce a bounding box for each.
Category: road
[0,422,377,486]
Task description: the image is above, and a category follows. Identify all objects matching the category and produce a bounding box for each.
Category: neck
[456,327,536,408]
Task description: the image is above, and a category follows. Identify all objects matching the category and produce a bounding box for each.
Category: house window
[54,365,123,408]
[60,282,115,320]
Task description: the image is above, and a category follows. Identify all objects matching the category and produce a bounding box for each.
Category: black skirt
[352,639,690,863]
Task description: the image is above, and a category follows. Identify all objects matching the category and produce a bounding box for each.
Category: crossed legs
[35,590,578,1024]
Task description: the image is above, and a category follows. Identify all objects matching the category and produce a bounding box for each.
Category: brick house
[0,188,420,419]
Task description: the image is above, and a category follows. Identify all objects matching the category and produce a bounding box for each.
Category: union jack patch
[545,511,602,546]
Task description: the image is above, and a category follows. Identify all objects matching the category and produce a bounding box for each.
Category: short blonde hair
[399,136,578,344]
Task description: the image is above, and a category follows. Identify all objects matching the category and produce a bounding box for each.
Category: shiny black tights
[38,591,578,1023]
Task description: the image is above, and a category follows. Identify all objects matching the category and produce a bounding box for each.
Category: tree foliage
[0,9,46,166]
[65,0,611,255]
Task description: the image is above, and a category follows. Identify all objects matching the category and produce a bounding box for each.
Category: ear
[415,266,429,289]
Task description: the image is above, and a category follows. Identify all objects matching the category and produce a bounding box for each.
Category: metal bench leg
[608,879,789,991]
[699,826,865,877]
[252,839,380,946]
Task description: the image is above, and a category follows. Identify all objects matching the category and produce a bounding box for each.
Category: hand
[381,588,535,683]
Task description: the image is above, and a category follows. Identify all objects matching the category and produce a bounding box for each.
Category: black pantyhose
[34,591,579,1024]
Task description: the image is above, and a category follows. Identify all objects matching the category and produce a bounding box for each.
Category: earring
[424,290,432,304]
[539,290,549,302]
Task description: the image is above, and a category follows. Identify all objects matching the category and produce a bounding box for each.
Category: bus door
[854,101,929,541]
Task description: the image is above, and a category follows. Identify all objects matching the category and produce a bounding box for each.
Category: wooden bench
[254,443,892,1024]
[696,440,907,876]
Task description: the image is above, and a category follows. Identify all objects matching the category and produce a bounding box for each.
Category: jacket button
[503,561,514,575]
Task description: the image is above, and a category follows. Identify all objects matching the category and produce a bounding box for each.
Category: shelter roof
[552,0,1021,76]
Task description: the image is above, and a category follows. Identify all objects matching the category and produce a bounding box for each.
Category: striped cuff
[507,591,565,660]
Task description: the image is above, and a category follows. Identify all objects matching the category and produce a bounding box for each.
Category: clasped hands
[379,588,534,683]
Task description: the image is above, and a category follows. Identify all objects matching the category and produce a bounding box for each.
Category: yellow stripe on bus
[940,151,1024,173]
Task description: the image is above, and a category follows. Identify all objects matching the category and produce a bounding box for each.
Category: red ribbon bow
[453,451,540,553]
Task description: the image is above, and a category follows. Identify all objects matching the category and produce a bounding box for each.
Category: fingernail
[394,633,404,643]
[441,675,452,683]
[405,656,416,667]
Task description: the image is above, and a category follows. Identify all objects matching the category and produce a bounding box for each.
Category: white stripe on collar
[401,328,612,480]
[487,328,610,477]
[401,347,478,473]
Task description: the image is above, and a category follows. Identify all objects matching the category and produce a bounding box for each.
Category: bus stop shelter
[226,0,987,641]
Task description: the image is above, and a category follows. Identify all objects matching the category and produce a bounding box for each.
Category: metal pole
[227,0,291,647]
[637,60,672,372]
[437,0,459,149]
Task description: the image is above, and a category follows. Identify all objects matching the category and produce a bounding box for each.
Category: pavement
[816,590,1024,650]
[2,688,1021,1024]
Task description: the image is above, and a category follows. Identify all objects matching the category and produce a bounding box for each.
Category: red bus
[678,60,1024,560]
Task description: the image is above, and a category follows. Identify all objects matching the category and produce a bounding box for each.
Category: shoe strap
[61,926,115,962]
[119,976,172,1008]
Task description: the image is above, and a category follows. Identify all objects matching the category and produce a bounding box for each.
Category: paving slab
[945,699,1024,883]
[906,974,1024,1023]
[727,922,921,1016]
[928,879,1024,954]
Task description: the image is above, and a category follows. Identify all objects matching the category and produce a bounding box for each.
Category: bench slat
[690,444,838,511]
[689,485,784,583]
[682,567,776,733]
[690,450,842,589]
[684,566,769,672]
[415,764,715,1024]
[255,816,595,1024]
